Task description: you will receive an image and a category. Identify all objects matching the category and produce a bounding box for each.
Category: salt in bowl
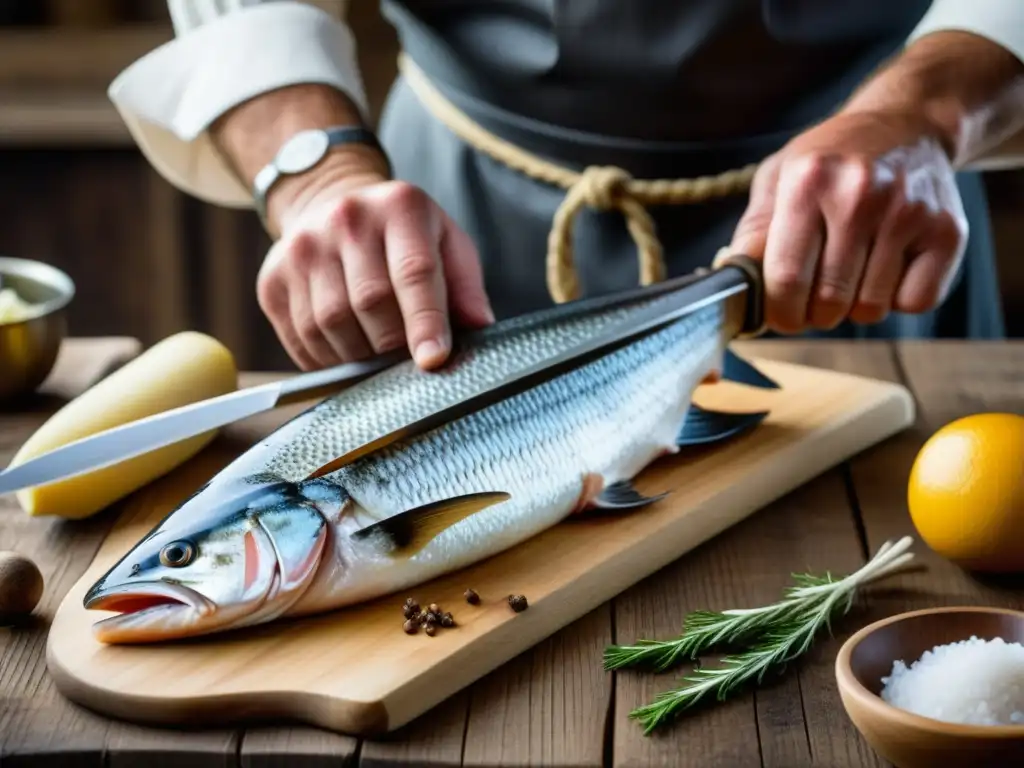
[835,606,1024,768]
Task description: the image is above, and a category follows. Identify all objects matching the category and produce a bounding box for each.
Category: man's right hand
[257,168,494,372]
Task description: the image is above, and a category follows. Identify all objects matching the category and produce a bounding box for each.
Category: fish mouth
[84,580,215,615]
[85,580,219,644]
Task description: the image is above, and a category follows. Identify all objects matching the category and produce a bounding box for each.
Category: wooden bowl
[835,607,1024,768]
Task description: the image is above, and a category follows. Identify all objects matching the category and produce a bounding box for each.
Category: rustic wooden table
[1,338,1021,768]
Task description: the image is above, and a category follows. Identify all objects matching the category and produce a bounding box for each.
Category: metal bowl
[0,257,76,403]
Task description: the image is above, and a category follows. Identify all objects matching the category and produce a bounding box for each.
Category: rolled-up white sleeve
[108,0,368,208]
[909,0,1024,170]
[909,0,1024,61]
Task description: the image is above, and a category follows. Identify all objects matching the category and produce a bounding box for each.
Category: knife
[0,254,764,494]
[0,348,409,494]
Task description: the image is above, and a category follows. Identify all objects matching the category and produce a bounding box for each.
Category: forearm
[841,30,1024,168]
[210,84,390,236]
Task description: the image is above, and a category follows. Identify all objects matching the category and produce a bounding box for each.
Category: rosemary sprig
[606,536,917,734]
[604,571,838,672]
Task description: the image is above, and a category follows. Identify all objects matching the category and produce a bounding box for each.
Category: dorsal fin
[350,492,511,557]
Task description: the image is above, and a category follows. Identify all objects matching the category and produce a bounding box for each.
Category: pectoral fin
[350,491,511,557]
[677,404,769,446]
[722,350,780,390]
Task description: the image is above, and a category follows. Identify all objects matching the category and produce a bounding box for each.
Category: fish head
[84,478,337,644]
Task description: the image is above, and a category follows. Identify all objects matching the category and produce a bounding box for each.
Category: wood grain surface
[3,339,1022,768]
[44,354,913,739]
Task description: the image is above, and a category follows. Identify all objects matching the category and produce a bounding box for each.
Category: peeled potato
[10,331,238,519]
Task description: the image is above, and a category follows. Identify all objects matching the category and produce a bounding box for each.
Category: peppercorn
[464,588,480,605]
[507,594,528,613]
[403,618,419,634]
[425,611,439,626]
[417,610,429,623]
[403,598,420,618]
[441,612,455,628]
[428,603,440,614]
[424,623,437,637]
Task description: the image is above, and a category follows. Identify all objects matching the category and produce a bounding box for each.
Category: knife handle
[712,250,766,339]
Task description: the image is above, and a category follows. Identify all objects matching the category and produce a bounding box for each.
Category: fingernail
[415,337,448,368]
[482,305,496,324]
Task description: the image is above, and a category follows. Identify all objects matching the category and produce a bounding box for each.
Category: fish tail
[680,349,774,447]
[676,404,769,447]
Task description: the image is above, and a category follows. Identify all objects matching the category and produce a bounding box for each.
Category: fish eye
[159,540,195,568]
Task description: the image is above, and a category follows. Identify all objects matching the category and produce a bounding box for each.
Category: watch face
[276,129,331,174]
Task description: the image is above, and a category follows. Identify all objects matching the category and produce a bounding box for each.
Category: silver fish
[83,279,776,644]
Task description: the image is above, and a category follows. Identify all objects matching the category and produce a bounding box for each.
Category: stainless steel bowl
[0,257,75,403]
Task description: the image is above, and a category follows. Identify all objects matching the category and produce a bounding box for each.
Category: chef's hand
[257,162,494,372]
[729,111,968,333]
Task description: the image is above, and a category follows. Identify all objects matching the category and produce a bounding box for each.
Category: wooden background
[1,0,1022,373]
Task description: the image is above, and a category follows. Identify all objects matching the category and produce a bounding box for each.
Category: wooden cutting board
[46,351,915,737]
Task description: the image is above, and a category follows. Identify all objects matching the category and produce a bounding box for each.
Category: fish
[83,278,778,644]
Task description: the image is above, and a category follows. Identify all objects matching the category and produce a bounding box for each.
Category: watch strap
[253,125,391,230]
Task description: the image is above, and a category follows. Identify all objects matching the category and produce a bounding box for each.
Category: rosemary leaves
[605,536,917,734]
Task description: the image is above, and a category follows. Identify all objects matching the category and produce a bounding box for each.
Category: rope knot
[394,53,759,306]
[575,165,634,210]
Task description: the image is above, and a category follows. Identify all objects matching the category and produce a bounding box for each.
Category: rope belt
[397,52,760,304]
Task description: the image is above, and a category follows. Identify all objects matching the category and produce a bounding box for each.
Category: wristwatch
[252,125,390,229]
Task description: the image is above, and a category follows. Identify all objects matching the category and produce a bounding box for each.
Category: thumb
[728,158,780,261]
[439,214,495,328]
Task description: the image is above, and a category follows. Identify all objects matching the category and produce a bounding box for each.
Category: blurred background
[1,0,1022,372]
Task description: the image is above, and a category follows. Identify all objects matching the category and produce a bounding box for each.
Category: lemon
[907,413,1024,572]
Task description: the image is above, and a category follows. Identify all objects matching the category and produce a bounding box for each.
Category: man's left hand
[729,110,968,334]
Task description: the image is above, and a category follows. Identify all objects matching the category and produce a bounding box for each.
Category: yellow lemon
[907,413,1024,572]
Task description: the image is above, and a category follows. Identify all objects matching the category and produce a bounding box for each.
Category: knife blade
[0,349,408,494]
[0,254,764,495]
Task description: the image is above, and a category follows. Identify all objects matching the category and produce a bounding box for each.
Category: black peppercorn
[464,588,480,605]
[424,623,437,637]
[403,618,419,634]
[425,612,440,625]
[428,603,440,614]
[441,612,455,628]
[507,594,528,613]
[403,598,420,616]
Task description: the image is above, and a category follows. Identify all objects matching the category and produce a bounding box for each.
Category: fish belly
[291,305,725,614]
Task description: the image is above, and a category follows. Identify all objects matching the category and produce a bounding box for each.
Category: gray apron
[375,0,1006,339]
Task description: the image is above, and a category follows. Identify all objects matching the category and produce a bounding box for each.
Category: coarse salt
[880,635,1024,726]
